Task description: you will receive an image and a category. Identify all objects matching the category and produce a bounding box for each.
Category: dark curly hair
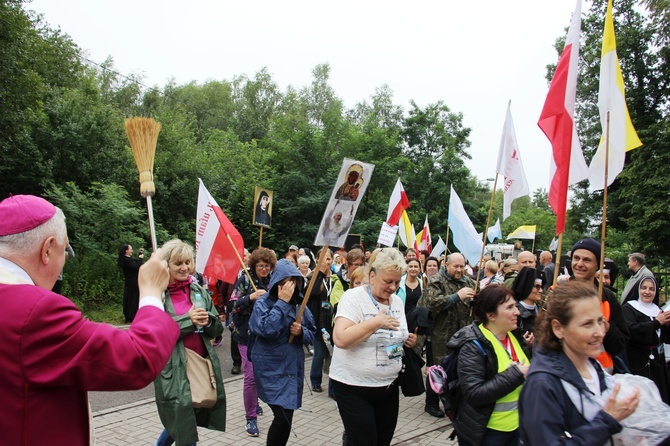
[535,281,599,352]
[249,247,277,271]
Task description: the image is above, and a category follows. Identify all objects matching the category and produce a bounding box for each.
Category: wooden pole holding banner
[227,233,257,292]
[473,174,499,294]
[597,112,611,300]
[289,246,329,343]
[444,223,450,255]
[258,226,264,249]
[531,235,536,254]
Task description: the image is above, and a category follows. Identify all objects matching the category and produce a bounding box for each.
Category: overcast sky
[28,0,590,196]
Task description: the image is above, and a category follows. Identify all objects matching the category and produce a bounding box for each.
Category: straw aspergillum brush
[124,117,161,251]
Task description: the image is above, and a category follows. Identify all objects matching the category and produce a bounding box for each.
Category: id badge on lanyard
[366,286,404,362]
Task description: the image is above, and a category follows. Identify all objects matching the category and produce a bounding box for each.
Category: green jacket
[417,269,474,362]
[329,270,350,307]
[154,282,226,446]
[503,271,518,288]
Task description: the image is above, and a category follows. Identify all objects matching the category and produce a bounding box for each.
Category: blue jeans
[155,428,196,446]
[328,378,335,398]
[310,334,330,387]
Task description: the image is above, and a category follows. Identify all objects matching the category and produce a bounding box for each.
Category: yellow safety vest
[479,324,528,432]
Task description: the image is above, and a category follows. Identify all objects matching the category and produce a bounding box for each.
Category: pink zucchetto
[0,195,57,236]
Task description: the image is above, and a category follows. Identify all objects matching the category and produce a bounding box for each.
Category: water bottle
[194,292,205,333]
[321,328,334,355]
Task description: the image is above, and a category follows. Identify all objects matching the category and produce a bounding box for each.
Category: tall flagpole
[531,234,536,253]
[552,233,564,288]
[597,112,611,300]
[444,224,450,254]
[228,233,257,292]
[473,174,499,294]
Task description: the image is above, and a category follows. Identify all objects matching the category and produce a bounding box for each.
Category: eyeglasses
[256,264,271,270]
[533,284,543,291]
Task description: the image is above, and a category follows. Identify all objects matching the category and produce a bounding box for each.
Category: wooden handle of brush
[146,196,158,251]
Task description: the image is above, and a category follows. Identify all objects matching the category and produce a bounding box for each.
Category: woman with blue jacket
[519,281,639,445]
[249,259,317,446]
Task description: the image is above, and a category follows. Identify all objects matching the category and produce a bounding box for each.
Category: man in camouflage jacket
[417,252,475,417]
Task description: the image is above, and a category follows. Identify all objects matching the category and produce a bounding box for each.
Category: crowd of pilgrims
[125,239,669,446]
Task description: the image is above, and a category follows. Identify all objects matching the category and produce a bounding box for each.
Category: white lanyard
[366,286,396,338]
[323,276,332,297]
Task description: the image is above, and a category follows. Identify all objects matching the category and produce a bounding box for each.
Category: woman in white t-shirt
[330,248,418,446]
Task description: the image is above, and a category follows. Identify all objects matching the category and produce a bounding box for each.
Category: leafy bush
[45,181,170,320]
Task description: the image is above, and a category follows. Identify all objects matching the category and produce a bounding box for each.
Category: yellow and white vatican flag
[507,225,537,240]
[398,210,416,249]
[588,0,642,191]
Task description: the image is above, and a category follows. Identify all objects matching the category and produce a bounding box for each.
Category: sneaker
[246,419,259,437]
[256,404,263,416]
[231,365,241,375]
[312,385,323,393]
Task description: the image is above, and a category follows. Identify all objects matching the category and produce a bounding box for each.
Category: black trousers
[230,336,241,366]
[332,379,399,446]
[267,404,294,446]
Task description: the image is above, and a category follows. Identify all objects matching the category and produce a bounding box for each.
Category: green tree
[163,79,235,141]
[401,100,480,239]
[44,182,166,319]
[232,67,281,142]
[0,0,83,196]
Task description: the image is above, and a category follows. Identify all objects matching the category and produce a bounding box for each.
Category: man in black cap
[570,238,629,373]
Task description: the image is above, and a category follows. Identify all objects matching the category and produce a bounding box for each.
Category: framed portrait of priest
[252,187,273,228]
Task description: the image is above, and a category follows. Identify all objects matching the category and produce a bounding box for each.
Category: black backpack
[436,339,487,422]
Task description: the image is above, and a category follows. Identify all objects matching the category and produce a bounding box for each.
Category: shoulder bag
[184,347,217,409]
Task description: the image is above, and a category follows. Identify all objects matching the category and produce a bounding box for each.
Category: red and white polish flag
[195,179,245,284]
[538,0,588,235]
[386,178,410,226]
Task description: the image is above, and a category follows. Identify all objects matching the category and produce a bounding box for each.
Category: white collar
[628,299,660,319]
[0,257,35,285]
[519,300,537,310]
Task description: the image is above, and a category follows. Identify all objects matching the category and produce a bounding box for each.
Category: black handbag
[397,346,426,397]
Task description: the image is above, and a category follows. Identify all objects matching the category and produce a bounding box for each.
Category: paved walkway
[92,359,456,445]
